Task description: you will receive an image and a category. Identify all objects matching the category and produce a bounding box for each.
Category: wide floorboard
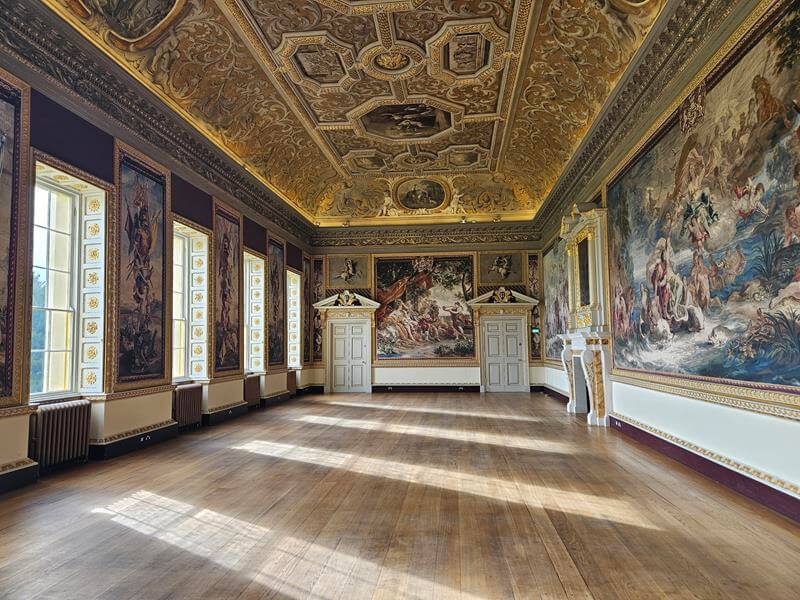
[0,393,798,599]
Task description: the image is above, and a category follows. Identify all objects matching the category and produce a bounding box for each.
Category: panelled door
[482,316,528,392]
[330,320,371,393]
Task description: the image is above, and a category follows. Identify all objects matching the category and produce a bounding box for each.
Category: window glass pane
[32,268,47,308]
[47,270,71,310]
[173,292,184,319]
[32,226,48,268]
[31,309,47,351]
[46,351,71,392]
[173,236,184,263]
[34,187,49,227]
[172,348,185,379]
[48,311,72,352]
[173,320,185,350]
[174,264,184,293]
[29,352,44,394]
[51,191,72,233]
[48,231,71,272]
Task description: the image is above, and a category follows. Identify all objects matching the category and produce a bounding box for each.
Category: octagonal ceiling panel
[44,0,666,227]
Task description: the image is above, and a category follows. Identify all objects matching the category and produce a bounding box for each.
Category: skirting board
[610,416,800,525]
[372,385,481,393]
[0,463,39,495]
[296,385,323,396]
[531,386,568,403]
[89,423,179,460]
[261,391,293,408]
[202,402,249,426]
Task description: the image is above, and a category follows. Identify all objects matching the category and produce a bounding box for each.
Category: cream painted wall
[204,379,245,413]
[372,366,481,387]
[90,390,173,442]
[611,381,800,498]
[529,364,568,395]
[297,367,323,389]
[0,414,31,469]
[261,372,288,399]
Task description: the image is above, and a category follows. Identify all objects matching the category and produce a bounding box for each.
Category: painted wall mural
[608,2,800,389]
[527,254,542,360]
[117,150,167,384]
[543,240,568,361]
[0,71,25,401]
[213,205,241,374]
[375,255,475,360]
[312,257,324,363]
[268,238,285,367]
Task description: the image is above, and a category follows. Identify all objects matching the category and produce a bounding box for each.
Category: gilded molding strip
[0,405,38,418]
[205,400,248,414]
[0,458,37,474]
[610,412,800,498]
[89,419,177,445]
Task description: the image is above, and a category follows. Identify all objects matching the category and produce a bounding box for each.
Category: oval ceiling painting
[395,178,449,211]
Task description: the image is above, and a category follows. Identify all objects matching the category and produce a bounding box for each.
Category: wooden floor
[0,393,798,600]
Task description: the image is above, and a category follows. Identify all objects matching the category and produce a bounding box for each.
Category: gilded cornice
[533,0,740,235]
[312,221,540,248]
[0,0,314,240]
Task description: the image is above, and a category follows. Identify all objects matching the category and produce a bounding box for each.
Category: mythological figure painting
[0,78,22,398]
[117,152,166,383]
[376,255,474,360]
[327,255,369,289]
[608,3,800,389]
[479,252,525,285]
[268,238,286,367]
[543,240,568,361]
[528,254,542,360]
[213,206,241,374]
[312,258,324,362]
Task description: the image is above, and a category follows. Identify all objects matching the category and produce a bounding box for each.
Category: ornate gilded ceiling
[44,0,665,227]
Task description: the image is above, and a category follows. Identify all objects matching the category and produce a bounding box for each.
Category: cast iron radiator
[173,384,203,428]
[33,399,91,470]
[244,374,261,408]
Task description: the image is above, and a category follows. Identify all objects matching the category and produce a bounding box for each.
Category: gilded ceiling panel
[45,0,665,227]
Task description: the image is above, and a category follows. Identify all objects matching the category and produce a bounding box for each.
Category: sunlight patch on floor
[92,490,483,600]
[316,399,543,423]
[292,414,576,454]
[233,440,660,530]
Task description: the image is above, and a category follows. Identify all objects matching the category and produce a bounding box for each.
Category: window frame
[29,180,81,401]
[286,268,302,370]
[171,228,192,382]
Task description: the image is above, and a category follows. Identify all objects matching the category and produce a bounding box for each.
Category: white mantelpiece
[559,205,612,426]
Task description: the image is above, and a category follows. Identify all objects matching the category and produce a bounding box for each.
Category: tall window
[30,184,77,395]
[287,270,301,369]
[172,231,190,379]
[172,221,209,381]
[244,252,265,372]
[30,160,107,398]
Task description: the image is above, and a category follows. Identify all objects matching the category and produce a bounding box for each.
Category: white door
[482,316,528,392]
[330,320,371,393]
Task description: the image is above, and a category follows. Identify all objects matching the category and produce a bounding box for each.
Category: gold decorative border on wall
[110,140,173,392]
[372,251,479,367]
[610,412,800,496]
[0,458,37,474]
[0,66,29,408]
[89,419,177,445]
[211,198,244,378]
[602,0,800,417]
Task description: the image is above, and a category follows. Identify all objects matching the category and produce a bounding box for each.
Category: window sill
[29,393,84,406]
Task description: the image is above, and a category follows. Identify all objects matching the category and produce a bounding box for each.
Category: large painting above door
[375,255,475,361]
[607,1,800,393]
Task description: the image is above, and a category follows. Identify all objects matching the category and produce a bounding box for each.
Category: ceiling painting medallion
[275,32,360,92]
[64,0,190,50]
[349,96,463,144]
[394,178,450,212]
